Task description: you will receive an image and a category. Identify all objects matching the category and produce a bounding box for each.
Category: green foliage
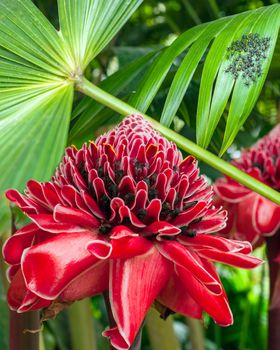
[0,0,143,193]
[128,5,280,154]
[0,1,279,350]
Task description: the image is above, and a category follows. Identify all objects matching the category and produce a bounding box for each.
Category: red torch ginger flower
[214,125,280,246]
[3,115,262,350]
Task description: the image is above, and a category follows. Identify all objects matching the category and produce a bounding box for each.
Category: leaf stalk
[75,77,280,205]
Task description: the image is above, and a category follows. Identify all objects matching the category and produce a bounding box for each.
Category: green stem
[75,77,280,205]
[39,332,45,350]
[214,324,222,350]
[186,317,205,350]
[145,308,181,350]
[68,299,98,350]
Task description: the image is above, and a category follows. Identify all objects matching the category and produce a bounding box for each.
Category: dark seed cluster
[225,33,271,87]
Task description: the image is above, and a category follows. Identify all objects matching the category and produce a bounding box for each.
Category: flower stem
[186,317,205,350]
[10,311,40,350]
[68,298,98,350]
[75,77,280,206]
[266,231,280,350]
[9,207,40,350]
[146,308,180,350]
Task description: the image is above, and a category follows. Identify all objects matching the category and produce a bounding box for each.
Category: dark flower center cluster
[225,33,271,86]
[51,116,222,240]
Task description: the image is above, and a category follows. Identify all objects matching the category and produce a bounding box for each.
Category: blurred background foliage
[0,0,279,349]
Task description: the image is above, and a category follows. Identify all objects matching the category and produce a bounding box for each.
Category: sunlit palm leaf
[0,0,68,76]
[0,0,72,193]
[57,0,143,72]
[0,0,142,192]
[0,85,73,192]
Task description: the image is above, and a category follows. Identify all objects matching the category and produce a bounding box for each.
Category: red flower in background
[214,125,280,247]
[3,115,262,350]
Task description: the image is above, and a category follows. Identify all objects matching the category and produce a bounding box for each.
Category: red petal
[178,233,252,254]
[132,189,148,212]
[171,202,208,227]
[26,180,50,208]
[179,156,197,174]
[145,199,162,224]
[175,262,233,326]
[197,248,263,269]
[103,327,129,350]
[142,221,181,238]
[54,204,100,228]
[103,143,117,163]
[60,262,109,301]
[235,193,261,244]
[7,265,20,282]
[214,178,251,202]
[188,209,227,233]
[146,144,158,159]
[106,248,172,349]
[18,290,51,312]
[87,240,112,259]
[61,185,78,207]
[110,225,138,239]
[119,205,146,228]
[2,223,39,264]
[110,233,153,259]
[8,269,50,312]
[157,272,202,318]
[22,231,100,299]
[6,189,46,214]
[81,190,105,219]
[254,196,280,235]
[29,214,84,233]
[7,269,27,310]
[118,176,136,195]
[157,241,222,295]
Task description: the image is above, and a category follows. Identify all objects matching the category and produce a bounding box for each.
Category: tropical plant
[0,0,279,350]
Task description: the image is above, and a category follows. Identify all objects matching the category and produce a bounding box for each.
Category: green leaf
[0,0,144,193]
[196,9,257,148]
[0,0,68,76]
[160,18,228,127]
[128,23,208,111]
[0,0,74,193]
[130,4,280,153]
[57,0,143,72]
[0,84,73,192]
[220,5,280,154]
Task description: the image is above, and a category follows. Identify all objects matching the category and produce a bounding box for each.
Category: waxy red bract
[215,125,280,247]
